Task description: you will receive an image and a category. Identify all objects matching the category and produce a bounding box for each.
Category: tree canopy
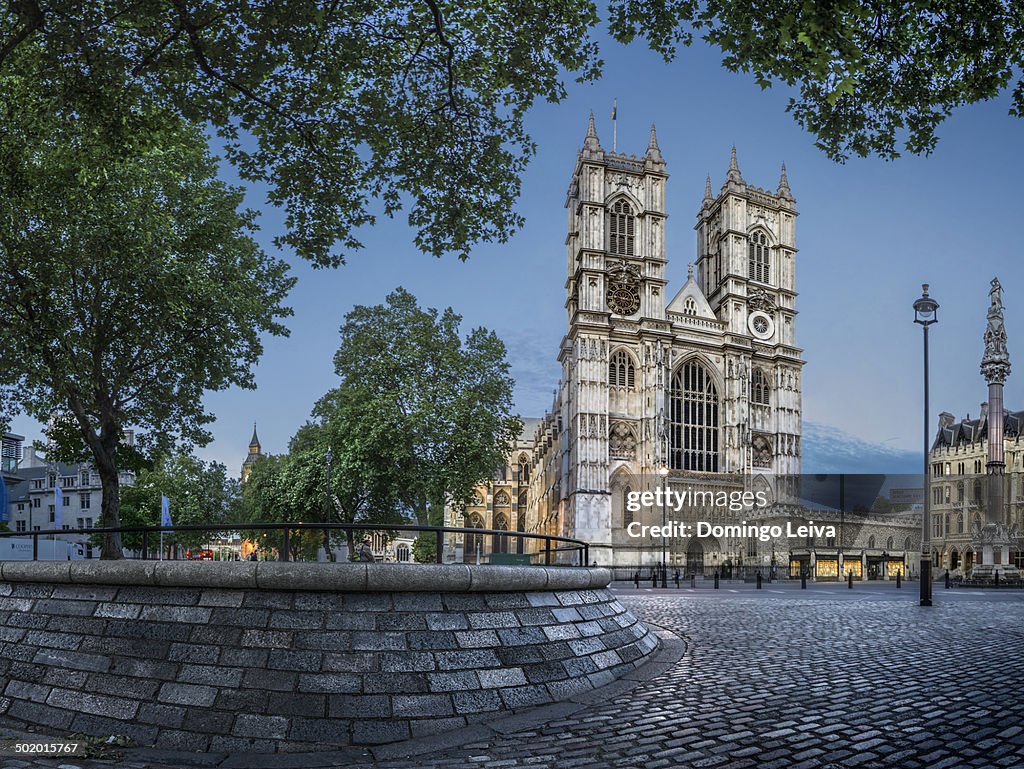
[2,2,1018,273]
[118,453,241,552]
[327,288,521,526]
[0,64,294,557]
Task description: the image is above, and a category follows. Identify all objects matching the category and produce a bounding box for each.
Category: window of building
[751,369,770,406]
[683,297,697,315]
[61,476,75,487]
[32,479,42,490]
[868,535,876,549]
[80,472,90,486]
[80,494,90,509]
[974,479,983,503]
[396,544,410,562]
[48,474,56,488]
[887,536,894,550]
[748,231,770,283]
[32,498,40,508]
[609,200,635,256]
[76,518,84,529]
[608,350,636,388]
[933,517,942,537]
[904,537,912,551]
[518,455,530,484]
[957,513,964,533]
[15,520,25,532]
[85,518,93,529]
[494,490,510,506]
[669,361,719,472]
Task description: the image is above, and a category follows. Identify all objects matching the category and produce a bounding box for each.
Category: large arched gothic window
[669,361,720,472]
[748,231,769,283]
[608,350,636,388]
[518,454,530,483]
[751,369,770,406]
[609,200,635,256]
[493,512,510,554]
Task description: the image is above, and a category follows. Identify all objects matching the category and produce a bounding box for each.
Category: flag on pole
[54,482,63,530]
[611,98,618,152]
[161,495,172,530]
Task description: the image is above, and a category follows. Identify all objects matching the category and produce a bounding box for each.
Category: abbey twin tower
[456,116,807,567]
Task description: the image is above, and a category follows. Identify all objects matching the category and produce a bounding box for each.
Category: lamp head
[913,284,939,326]
[657,465,669,477]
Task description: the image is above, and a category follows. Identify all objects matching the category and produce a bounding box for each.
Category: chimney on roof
[981,402,989,422]
[939,412,956,430]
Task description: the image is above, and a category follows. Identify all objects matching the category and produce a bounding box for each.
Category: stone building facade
[451,117,920,576]
[929,409,1024,573]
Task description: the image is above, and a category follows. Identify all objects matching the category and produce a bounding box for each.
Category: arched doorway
[965,548,975,571]
[687,538,705,576]
[949,548,960,571]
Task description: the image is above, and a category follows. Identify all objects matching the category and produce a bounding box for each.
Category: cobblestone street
[6,584,1024,768]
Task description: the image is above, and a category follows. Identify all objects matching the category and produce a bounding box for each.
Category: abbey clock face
[607,283,640,316]
[748,310,775,340]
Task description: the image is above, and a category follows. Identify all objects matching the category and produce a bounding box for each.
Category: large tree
[1,2,1019,268]
[0,65,294,558]
[240,418,405,560]
[327,288,521,526]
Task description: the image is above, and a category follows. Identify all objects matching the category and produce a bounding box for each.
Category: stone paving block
[168,642,221,664]
[233,713,289,739]
[393,694,454,717]
[452,689,504,714]
[179,663,244,687]
[382,651,436,672]
[426,612,469,631]
[456,630,500,648]
[296,672,362,693]
[329,693,392,718]
[157,682,218,707]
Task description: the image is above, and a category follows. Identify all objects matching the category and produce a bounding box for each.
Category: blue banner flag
[161,495,172,529]
[0,478,7,523]
[611,98,617,121]
[54,483,63,530]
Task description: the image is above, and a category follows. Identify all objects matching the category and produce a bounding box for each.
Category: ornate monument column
[974,277,1018,579]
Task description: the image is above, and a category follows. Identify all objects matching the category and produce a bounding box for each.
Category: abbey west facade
[448,117,922,575]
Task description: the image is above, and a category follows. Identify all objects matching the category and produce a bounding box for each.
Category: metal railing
[0,522,590,566]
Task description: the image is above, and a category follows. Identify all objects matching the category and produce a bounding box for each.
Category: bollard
[756,573,762,590]
[995,570,1000,588]
[801,571,807,589]
[848,571,853,589]
[896,570,902,589]
[691,575,696,589]
[714,571,720,589]
[945,571,950,590]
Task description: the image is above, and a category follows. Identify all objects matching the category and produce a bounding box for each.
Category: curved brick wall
[0,562,657,752]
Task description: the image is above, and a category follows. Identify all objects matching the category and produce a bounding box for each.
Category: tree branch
[0,0,44,67]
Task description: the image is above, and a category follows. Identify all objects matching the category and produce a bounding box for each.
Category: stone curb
[0,562,612,593]
[367,624,685,761]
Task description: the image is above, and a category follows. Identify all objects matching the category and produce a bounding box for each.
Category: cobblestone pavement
[6,585,1024,768]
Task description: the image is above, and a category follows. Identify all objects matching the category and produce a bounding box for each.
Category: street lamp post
[914,284,939,607]
[658,465,669,588]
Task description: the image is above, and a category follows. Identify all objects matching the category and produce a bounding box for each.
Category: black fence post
[896,570,902,589]
[280,528,291,562]
[32,533,38,561]
[848,571,854,589]
[583,544,589,567]
[544,538,552,566]
[141,531,149,561]
[801,571,807,589]
[756,573,762,589]
[435,530,444,564]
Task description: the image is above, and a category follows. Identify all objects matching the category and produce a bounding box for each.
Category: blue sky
[10,31,1024,476]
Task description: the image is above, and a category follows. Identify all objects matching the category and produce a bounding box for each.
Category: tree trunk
[95,445,124,559]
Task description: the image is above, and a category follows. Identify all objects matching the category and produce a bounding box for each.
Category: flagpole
[612,98,617,152]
